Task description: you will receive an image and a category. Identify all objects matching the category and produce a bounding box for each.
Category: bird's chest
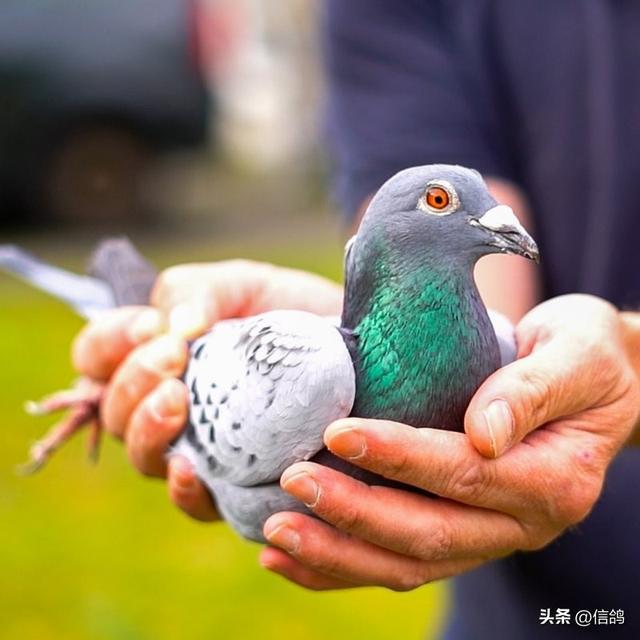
[351,286,499,430]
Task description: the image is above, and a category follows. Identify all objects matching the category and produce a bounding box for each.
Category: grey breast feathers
[176,310,356,487]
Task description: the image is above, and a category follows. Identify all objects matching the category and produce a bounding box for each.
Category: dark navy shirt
[323,1,640,637]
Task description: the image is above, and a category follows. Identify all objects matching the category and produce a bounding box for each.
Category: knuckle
[585,344,623,394]
[127,418,166,478]
[71,309,135,377]
[518,368,554,423]
[424,524,454,561]
[521,528,555,552]
[447,462,494,504]
[102,373,155,438]
[379,447,413,481]
[71,318,111,374]
[173,490,203,518]
[126,441,157,477]
[114,366,151,404]
[327,502,361,533]
[387,563,431,592]
[550,476,601,527]
[102,412,124,439]
[169,474,202,512]
[156,265,185,292]
[516,514,555,551]
[152,266,193,306]
[303,544,344,576]
[70,330,90,372]
[168,477,189,504]
[133,336,186,376]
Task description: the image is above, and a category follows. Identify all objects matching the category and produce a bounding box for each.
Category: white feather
[173,310,356,488]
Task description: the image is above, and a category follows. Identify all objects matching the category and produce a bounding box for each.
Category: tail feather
[87,237,157,306]
[0,244,114,318]
[1,237,157,317]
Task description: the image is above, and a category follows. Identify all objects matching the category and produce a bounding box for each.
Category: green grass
[0,240,447,640]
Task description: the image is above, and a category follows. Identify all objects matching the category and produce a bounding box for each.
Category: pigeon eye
[425,187,449,210]
[419,180,460,215]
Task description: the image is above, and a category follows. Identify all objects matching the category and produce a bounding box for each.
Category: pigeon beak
[472,205,540,263]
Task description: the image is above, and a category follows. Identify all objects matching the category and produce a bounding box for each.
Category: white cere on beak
[472,203,540,262]
[476,205,525,234]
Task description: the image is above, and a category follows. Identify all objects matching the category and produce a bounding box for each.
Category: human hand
[72,260,344,521]
[261,294,640,590]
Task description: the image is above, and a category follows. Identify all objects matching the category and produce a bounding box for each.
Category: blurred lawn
[0,237,447,640]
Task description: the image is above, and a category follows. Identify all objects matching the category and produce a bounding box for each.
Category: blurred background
[0,1,445,638]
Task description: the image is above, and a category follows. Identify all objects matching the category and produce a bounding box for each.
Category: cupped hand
[261,294,640,591]
[72,260,343,521]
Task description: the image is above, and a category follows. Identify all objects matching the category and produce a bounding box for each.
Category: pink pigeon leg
[19,378,105,474]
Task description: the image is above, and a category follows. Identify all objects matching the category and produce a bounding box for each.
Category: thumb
[464,341,597,458]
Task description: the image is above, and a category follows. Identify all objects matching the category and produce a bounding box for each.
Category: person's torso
[443,2,640,638]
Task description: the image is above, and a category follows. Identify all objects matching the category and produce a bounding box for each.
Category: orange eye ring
[425,186,450,210]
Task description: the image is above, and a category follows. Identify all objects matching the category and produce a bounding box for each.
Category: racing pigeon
[0,165,539,542]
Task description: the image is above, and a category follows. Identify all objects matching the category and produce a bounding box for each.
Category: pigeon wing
[208,480,310,542]
[488,309,517,366]
[173,309,356,487]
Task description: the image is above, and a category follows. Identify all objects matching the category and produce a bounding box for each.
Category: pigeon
[0,165,539,542]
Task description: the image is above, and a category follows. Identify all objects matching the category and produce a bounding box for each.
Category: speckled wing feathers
[175,310,356,488]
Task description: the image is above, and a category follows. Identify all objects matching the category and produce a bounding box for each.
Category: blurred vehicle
[0,0,210,224]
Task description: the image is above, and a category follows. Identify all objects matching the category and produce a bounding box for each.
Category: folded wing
[487,309,517,367]
[174,310,356,488]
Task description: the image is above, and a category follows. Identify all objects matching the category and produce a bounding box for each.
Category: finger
[465,338,618,458]
[126,379,189,477]
[72,307,163,380]
[167,456,219,521]
[263,512,481,591]
[280,461,527,560]
[324,417,584,520]
[151,261,269,330]
[101,335,187,438]
[326,419,502,508]
[165,301,212,340]
[259,547,355,591]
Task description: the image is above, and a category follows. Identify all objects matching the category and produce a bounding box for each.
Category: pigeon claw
[18,378,105,474]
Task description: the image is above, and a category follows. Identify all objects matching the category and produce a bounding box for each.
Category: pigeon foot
[18,378,104,475]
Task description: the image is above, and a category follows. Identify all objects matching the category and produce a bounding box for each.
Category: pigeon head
[358,164,539,265]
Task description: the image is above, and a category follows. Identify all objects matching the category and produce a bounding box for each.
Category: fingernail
[148,381,184,421]
[325,424,365,459]
[139,335,185,371]
[169,456,195,490]
[128,309,162,343]
[281,471,320,508]
[168,303,208,339]
[482,399,514,457]
[265,524,300,554]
